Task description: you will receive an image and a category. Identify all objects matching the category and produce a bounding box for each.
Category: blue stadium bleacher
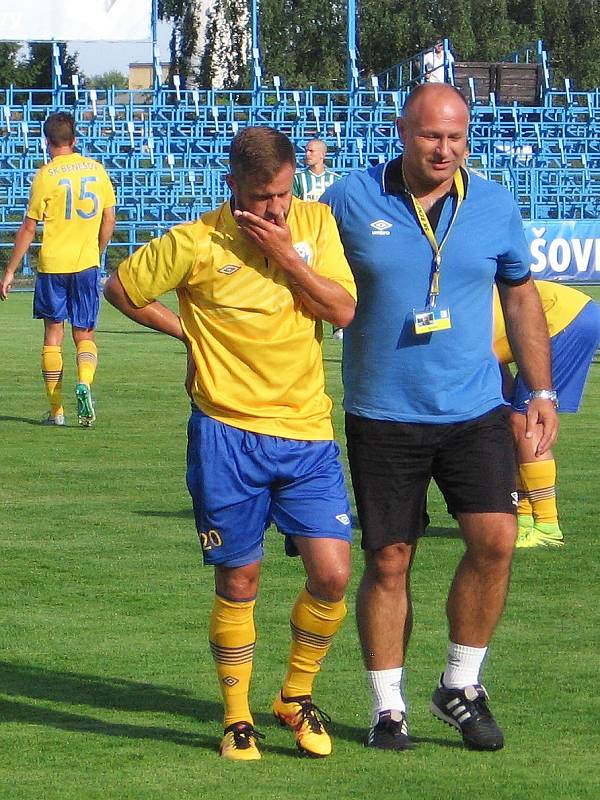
[1,40,599,270]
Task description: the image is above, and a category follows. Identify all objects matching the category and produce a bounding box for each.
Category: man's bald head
[402,83,469,123]
[396,83,469,195]
[304,139,328,173]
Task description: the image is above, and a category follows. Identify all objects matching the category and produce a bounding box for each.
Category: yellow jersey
[27,153,116,274]
[117,198,357,440]
[493,280,591,364]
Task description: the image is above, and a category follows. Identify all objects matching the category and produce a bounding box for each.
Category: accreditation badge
[413,306,452,335]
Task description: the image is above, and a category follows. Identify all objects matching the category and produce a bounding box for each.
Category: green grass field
[1,289,599,800]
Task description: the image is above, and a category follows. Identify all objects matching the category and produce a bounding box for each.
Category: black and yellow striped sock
[209,594,256,728]
[282,587,347,699]
[41,346,63,416]
[516,471,533,518]
[520,459,558,524]
[76,340,98,386]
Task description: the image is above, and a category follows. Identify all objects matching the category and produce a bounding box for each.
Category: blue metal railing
[2,76,600,265]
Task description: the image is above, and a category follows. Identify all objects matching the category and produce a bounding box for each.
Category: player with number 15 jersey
[0,112,116,426]
[27,151,116,274]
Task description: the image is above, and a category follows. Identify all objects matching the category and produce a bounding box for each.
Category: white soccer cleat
[42,412,65,426]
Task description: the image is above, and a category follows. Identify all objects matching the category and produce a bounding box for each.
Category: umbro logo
[336,513,351,525]
[511,491,519,507]
[370,219,392,236]
[218,264,240,274]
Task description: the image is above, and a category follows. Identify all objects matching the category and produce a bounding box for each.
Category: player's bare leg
[449,512,515,646]
[430,512,514,751]
[356,542,416,750]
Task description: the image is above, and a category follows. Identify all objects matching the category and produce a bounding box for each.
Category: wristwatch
[526,389,558,408]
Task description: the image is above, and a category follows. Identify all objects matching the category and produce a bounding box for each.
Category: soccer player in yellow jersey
[104,127,357,761]
[0,112,116,426]
[494,280,600,547]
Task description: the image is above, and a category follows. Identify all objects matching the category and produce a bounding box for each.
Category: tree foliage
[0,42,79,89]
[2,2,598,91]
[0,43,32,86]
[199,0,251,88]
[258,0,600,89]
[85,70,128,90]
[542,0,600,88]
[260,1,347,89]
[27,43,79,89]
[358,0,600,89]
[158,0,203,86]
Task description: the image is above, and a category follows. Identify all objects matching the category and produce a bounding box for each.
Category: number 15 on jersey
[58,176,99,220]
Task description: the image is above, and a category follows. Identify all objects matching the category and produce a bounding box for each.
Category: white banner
[0,0,151,42]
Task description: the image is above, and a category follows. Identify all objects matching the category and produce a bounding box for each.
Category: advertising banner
[525,221,600,283]
[0,0,151,42]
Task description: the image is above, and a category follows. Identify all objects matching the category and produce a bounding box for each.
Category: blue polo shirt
[322,160,531,423]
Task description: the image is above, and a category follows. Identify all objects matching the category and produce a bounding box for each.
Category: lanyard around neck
[403,167,465,307]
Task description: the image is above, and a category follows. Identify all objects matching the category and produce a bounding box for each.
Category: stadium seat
[1,44,600,257]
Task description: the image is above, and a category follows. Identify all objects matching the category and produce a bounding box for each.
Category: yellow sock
[519,460,558,524]
[41,346,63,415]
[209,595,256,728]
[76,340,98,386]
[282,588,347,699]
[516,471,533,517]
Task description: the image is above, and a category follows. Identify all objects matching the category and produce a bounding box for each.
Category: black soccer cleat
[366,709,414,751]
[430,678,504,751]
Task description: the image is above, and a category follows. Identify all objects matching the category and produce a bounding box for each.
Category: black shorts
[345,406,517,551]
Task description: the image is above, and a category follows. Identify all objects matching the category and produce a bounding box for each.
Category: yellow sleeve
[26,169,47,221]
[313,205,357,301]
[535,280,590,336]
[117,223,198,307]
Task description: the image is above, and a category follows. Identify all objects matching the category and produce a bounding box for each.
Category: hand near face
[233,209,296,267]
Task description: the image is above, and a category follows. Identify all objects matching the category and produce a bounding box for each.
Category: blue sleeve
[496,202,531,284]
[320,177,346,223]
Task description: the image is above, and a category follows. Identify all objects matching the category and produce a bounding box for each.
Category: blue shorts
[185,409,353,568]
[33,267,101,329]
[511,300,600,413]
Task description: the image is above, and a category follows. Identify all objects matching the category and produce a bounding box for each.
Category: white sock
[442,642,488,688]
[367,668,406,724]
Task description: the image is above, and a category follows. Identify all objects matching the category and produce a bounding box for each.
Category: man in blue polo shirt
[322,83,558,753]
